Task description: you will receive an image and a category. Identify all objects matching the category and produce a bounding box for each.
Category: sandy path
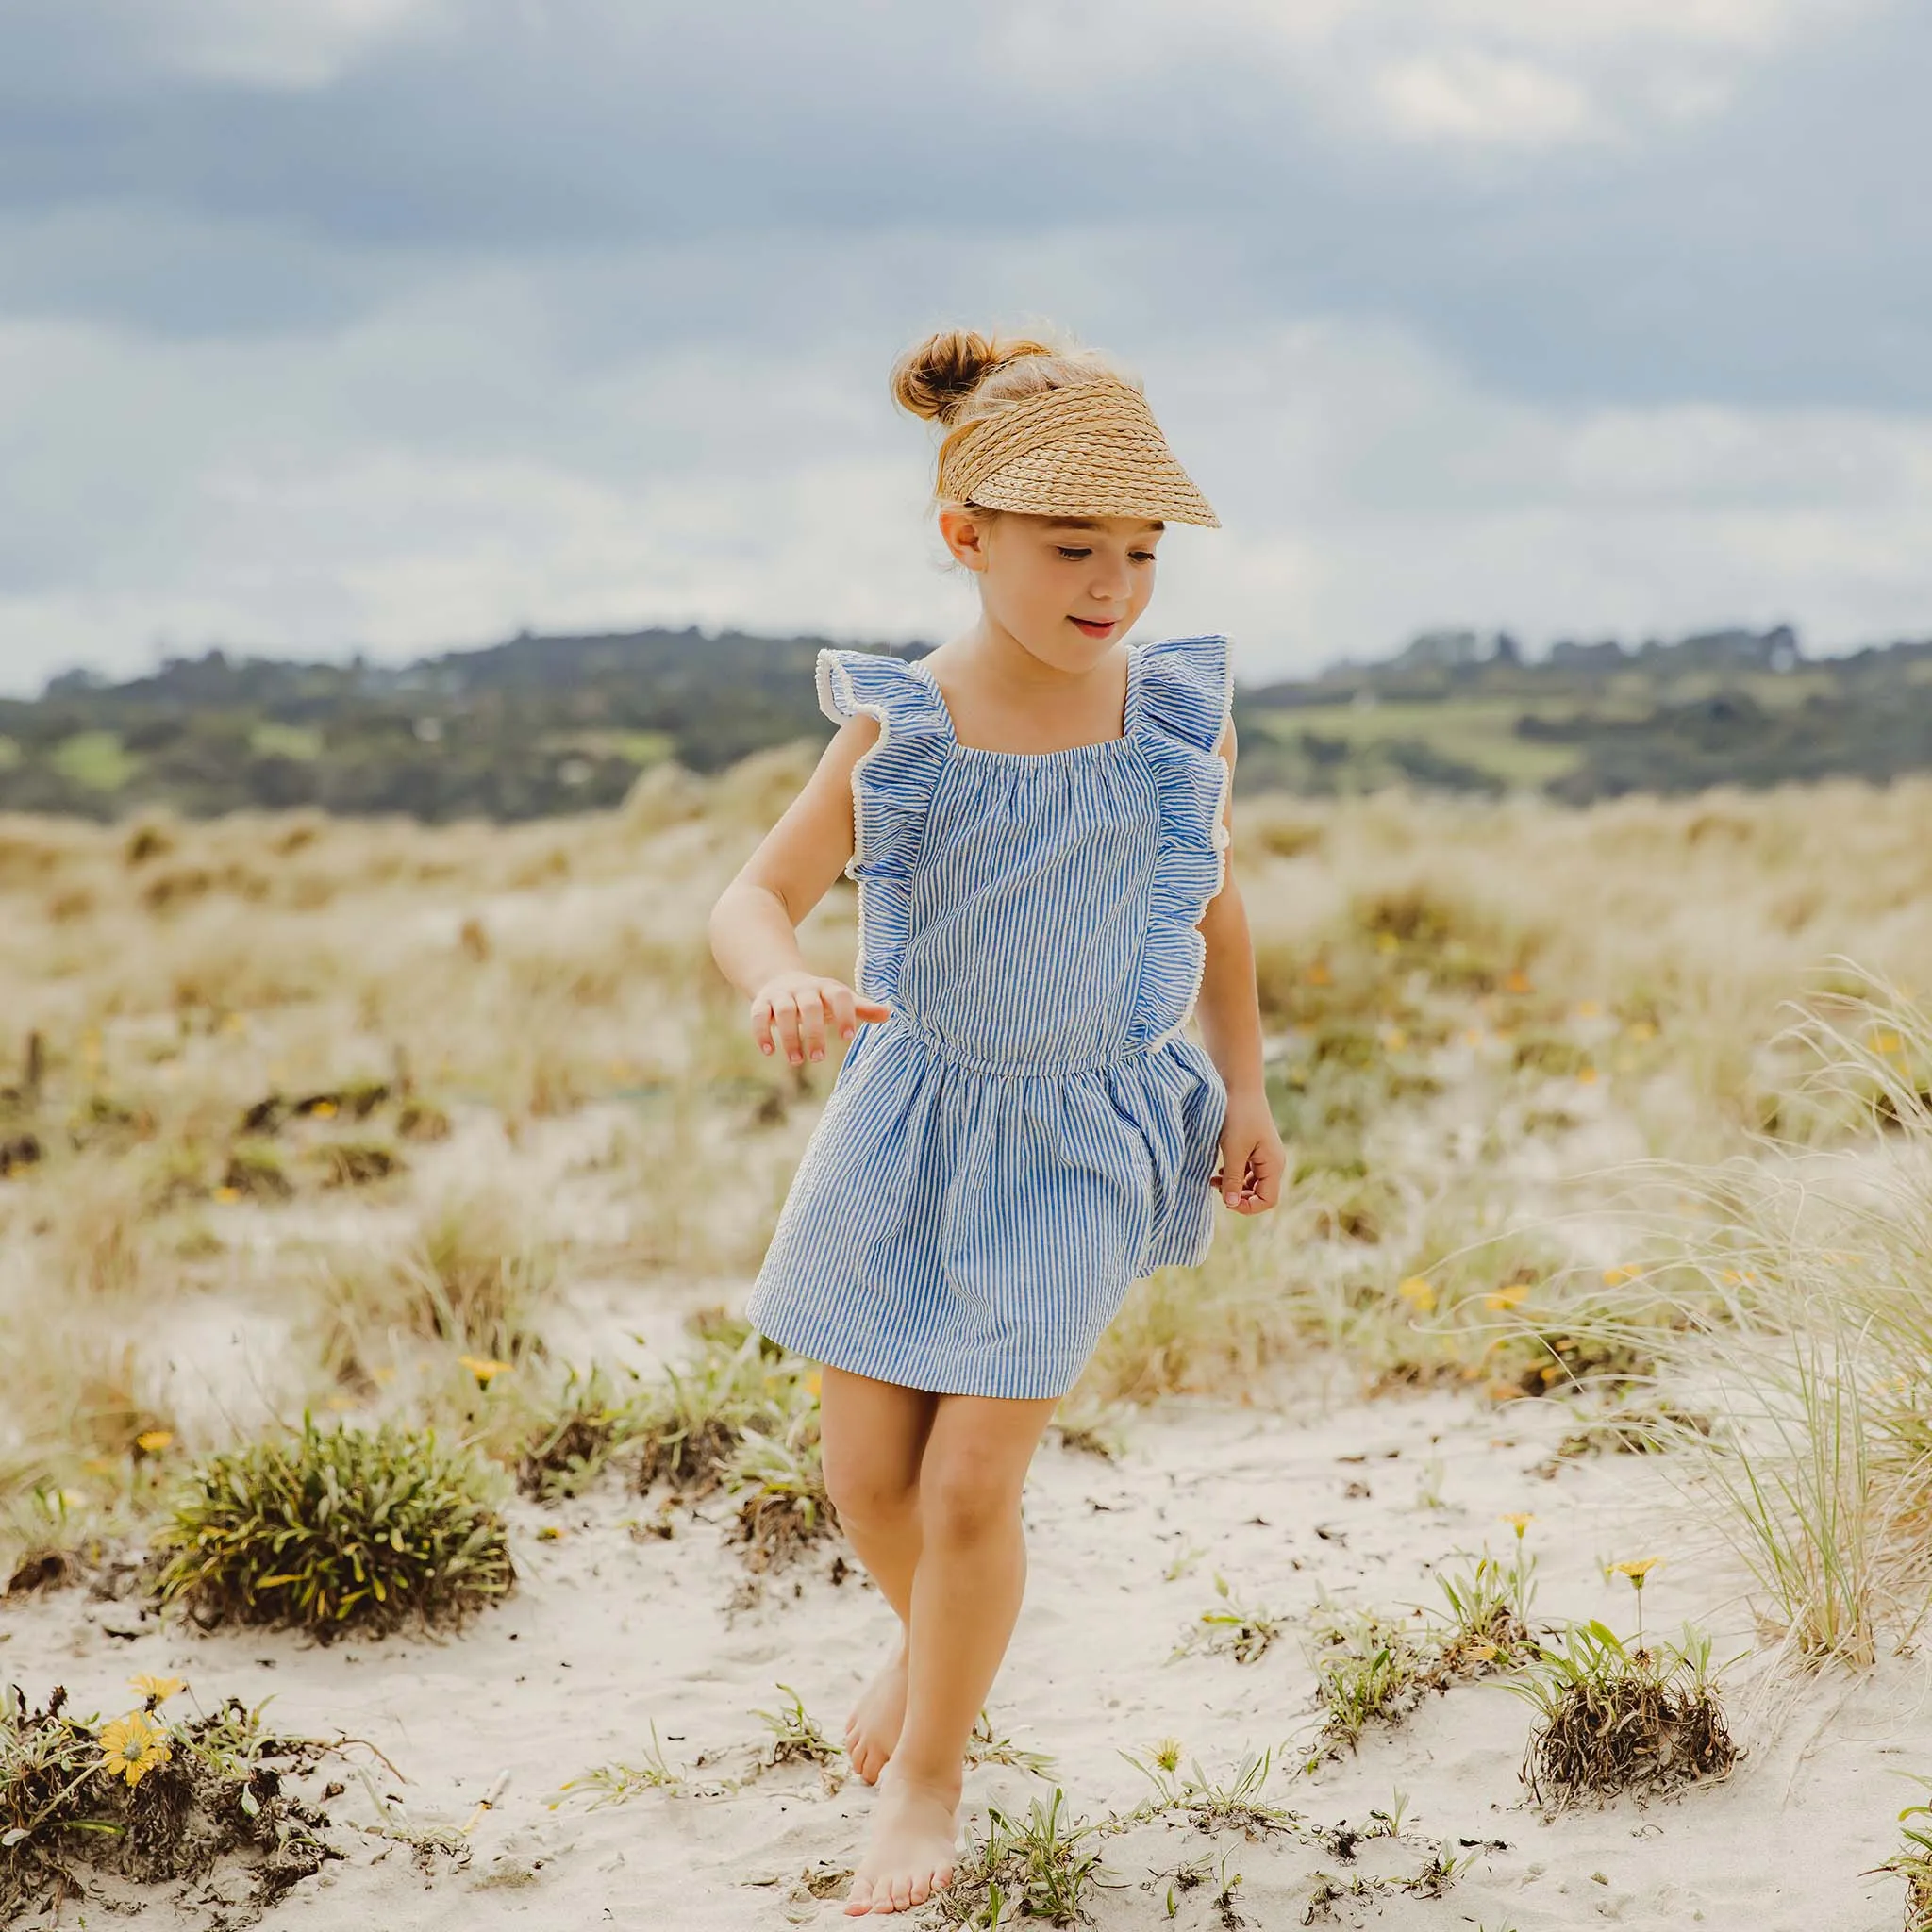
[5,1372,1924,1930]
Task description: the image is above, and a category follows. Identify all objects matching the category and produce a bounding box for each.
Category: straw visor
[936,375,1220,528]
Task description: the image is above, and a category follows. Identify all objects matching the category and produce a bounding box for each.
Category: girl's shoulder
[1132,634,1232,756]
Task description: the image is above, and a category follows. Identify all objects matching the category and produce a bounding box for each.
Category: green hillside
[3,621,1928,822]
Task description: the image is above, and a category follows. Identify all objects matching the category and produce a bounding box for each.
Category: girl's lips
[1070,617,1117,638]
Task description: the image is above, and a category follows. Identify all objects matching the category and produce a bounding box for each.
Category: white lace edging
[815,648,891,1002]
[1155,633,1237,1049]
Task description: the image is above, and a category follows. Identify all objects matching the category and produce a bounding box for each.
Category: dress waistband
[881,1007,1171,1077]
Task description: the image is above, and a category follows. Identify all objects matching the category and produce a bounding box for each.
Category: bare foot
[842,1647,908,1785]
[843,1768,958,1916]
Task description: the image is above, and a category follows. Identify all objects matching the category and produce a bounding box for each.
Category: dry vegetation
[4,766,1932,1922]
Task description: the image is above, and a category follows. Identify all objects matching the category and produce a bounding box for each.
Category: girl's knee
[919,1462,1020,1547]
[822,1457,918,1527]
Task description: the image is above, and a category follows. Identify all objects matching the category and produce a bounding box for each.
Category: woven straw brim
[964,429,1220,528]
[937,373,1221,528]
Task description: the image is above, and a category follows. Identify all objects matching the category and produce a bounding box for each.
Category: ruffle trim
[1125,633,1234,1050]
[816,648,951,1004]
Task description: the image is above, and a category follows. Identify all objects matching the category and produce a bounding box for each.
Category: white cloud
[993,0,1875,146]
[3,286,1929,696]
[150,0,445,88]
[1373,53,1596,145]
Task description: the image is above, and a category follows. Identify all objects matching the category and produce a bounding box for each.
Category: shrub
[153,1418,514,1638]
[631,1331,812,1495]
[1,1681,340,1921]
[725,1412,838,1571]
[1508,1621,1737,1809]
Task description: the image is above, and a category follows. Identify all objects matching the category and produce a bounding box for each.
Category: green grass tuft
[153,1417,514,1639]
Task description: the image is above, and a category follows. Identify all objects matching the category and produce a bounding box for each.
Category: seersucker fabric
[743,632,1235,1400]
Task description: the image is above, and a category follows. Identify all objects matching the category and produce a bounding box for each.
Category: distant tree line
[3,620,1929,821]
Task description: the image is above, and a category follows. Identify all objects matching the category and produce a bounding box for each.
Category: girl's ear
[938,506,994,574]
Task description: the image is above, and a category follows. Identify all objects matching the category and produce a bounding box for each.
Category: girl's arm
[708,715,891,1066]
[1194,719,1288,1213]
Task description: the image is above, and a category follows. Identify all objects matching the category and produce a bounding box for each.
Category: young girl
[708,328,1285,1915]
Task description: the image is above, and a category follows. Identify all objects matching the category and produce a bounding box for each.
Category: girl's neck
[924,617,1131,754]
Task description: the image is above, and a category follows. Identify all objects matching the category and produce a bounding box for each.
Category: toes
[843,1877,874,1916]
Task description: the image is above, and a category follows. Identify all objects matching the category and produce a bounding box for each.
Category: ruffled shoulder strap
[815,648,952,1005]
[1128,633,1232,756]
[1126,634,1235,1050]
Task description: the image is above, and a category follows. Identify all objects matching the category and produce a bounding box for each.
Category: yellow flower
[1873,1030,1903,1054]
[1381,1027,1408,1052]
[1611,1557,1662,1586]
[803,1370,823,1398]
[1483,1284,1530,1311]
[1602,1263,1642,1285]
[83,1456,121,1475]
[1396,1276,1437,1313]
[1626,1020,1657,1041]
[135,1430,175,1455]
[212,1186,241,1205]
[1500,1512,1534,1537]
[1503,970,1533,994]
[1576,1065,1599,1085]
[129,1674,185,1705]
[1463,1028,1484,1047]
[1303,962,1332,986]
[1575,1000,1603,1019]
[458,1355,512,1385]
[310,1099,339,1119]
[99,1712,172,1787]
[1375,932,1399,954]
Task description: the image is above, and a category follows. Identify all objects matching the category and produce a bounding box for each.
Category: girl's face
[940,509,1163,670]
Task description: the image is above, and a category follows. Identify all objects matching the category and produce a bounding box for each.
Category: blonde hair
[889,327,1135,508]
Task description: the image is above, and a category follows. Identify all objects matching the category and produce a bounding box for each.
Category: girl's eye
[1130,551,1157,563]
[1056,546,1093,560]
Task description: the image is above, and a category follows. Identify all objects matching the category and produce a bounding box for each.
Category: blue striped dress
[743,632,1234,1400]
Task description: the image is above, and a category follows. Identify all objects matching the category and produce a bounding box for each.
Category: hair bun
[890,328,1056,425]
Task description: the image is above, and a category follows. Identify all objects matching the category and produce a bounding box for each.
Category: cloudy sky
[0,0,1924,693]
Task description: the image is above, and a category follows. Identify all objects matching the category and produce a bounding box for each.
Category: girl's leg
[845,1391,1058,1917]
[819,1366,940,1781]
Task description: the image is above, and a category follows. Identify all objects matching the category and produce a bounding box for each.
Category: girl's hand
[1213,1091,1288,1214]
[750,972,891,1064]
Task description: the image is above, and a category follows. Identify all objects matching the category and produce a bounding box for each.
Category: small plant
[1120,1743,1299,1840]
[1869,1776,1932,1932]
[1157,1847,1244,1924]
[632,1331,813,1495]
[724,1409,838,1571]
[927,1788,1111,1928]
[750,1685,839,1769]
[557,1722,688,1806]
[1172,1573,1286,1664]
[1307,1606,1444,1760]
[222,1141,294,1201]
[312,1139,405,1188]
[154,1417,514,1639]
[1432,1517,1540,1675]
[516,1363,641,1500]
[967,1709,1057,1777]
[1507,1620,1737,1809]
[1,1678,344,1921]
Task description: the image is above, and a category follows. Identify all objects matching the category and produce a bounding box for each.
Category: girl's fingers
[827,984,858,1044]
[797,988,829,1063]
[751,998,775,1056]
[854,996,891,1024]
[774,995,805,1065]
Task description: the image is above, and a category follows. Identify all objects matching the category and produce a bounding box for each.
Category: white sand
[6,1362,1925,1930]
